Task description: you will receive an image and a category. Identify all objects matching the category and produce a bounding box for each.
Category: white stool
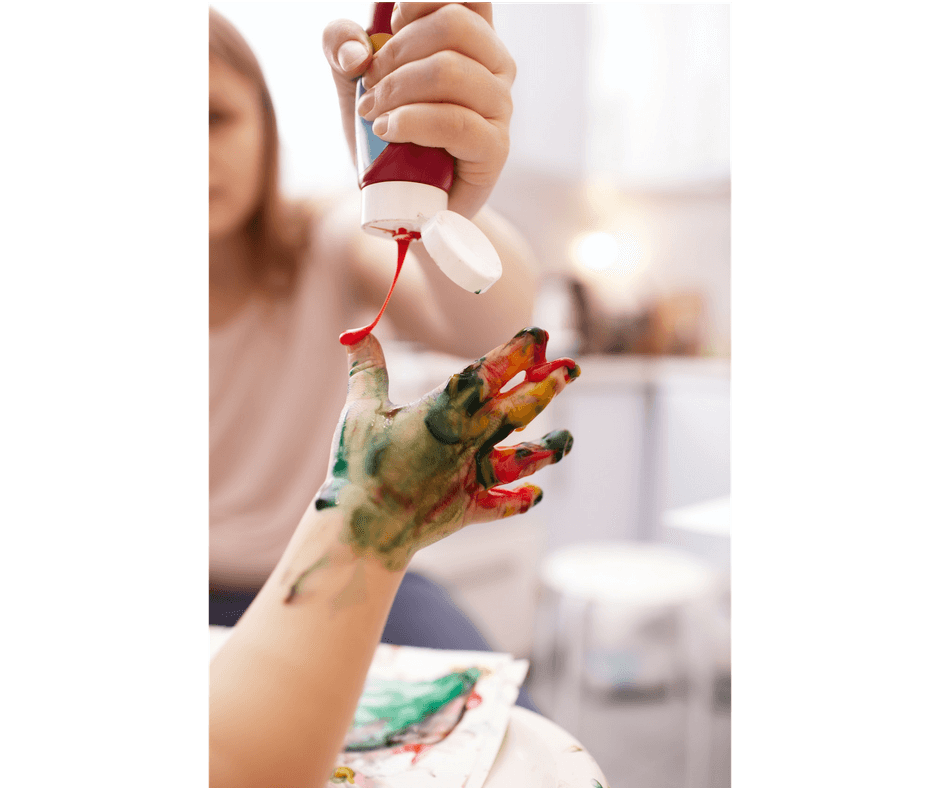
[662,496,732,684]
[537,541,719,788]
[661,496,731,571]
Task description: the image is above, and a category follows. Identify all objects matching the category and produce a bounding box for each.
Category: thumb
[322,20,373,161]
[323,19,372,83]
[346,332,390,405]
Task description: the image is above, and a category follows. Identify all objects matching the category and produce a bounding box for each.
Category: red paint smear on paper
[466,690,483,709]
[340,229,420,346]
[393,742,433,764]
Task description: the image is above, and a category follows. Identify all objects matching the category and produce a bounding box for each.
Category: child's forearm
[209,503,406,788]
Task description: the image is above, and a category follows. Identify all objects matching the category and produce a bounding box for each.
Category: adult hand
[322,3,516,220]
[292,328,577,594]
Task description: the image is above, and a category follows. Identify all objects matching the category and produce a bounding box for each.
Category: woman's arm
[209,327,579,788]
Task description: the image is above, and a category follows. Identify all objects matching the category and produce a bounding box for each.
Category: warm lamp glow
[571,230,645,276]
[572,231,618,272]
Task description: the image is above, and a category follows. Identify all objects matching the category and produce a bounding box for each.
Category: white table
[537,543,718,788]
[488,707,609,788]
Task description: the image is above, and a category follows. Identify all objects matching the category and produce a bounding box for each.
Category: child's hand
[312,328,578,574]
[323,3,515,220]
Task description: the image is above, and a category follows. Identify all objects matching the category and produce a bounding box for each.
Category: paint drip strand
[340,229,421,345]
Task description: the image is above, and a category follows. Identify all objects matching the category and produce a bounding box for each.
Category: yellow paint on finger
[503,377,561,429]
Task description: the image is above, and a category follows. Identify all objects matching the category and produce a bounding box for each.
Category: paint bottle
[355,2,502,295]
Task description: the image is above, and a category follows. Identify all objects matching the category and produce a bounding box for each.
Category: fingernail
[338,40,369,72]
[513,326,548,345]
[357,89,375,117]
[372,114,390,137]
[543,430,574,460]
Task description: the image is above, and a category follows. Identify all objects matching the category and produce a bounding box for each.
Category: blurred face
[209,57,265,241]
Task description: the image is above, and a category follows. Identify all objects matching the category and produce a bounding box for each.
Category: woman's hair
[210,7,311,296]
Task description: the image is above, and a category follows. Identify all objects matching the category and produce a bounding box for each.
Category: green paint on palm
[424,361,487,444]
[332,421,350,478]
[315,423,352,510]
[347,668,481,750]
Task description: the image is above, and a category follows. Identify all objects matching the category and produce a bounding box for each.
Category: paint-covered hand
[314,327,578,573]
[323,3,515,220]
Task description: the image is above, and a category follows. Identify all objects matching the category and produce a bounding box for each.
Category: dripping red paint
[340,229,421,346]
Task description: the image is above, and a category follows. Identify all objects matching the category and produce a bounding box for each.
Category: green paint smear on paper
[346,668,481,750]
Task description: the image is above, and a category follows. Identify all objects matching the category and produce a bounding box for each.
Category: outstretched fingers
[423,327,551,445]
[493,359,580,433]
[470,426,573,516]
[476,430,574,488]
[451,327,551,412]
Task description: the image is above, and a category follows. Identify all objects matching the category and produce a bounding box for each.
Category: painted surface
[346,668,481,750]
[332,644,528,788]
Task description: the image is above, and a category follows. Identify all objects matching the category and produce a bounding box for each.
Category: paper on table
[329,644,528,788]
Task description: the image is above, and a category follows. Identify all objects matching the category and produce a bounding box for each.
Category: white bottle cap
[361,181,502,294]
[419,210,502,294]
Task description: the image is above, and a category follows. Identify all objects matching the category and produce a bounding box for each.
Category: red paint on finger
[525,357,579,383]
[473,328,550,397]
[489,445,555,484]
[340,229,420,345]
[476,485,542,515]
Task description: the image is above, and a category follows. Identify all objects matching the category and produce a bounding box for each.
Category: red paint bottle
[355,2,502,295]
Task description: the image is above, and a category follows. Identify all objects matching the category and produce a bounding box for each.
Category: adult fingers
[366,95,510,216]
[369,101,508,173]
[368,3,513,90]
[392,2,494,31]
[358,51,511,124]
[345,332,390,404]
[476,430,574,488]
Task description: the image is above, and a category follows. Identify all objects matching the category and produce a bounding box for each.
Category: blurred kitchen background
[214,4,731,787]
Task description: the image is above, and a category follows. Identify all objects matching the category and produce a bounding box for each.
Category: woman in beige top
[209,5,542,694]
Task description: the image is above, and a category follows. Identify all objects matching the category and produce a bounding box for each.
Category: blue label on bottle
[355,79,388,181]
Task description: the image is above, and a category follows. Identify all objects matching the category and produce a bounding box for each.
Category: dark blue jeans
[210,571,539,712]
